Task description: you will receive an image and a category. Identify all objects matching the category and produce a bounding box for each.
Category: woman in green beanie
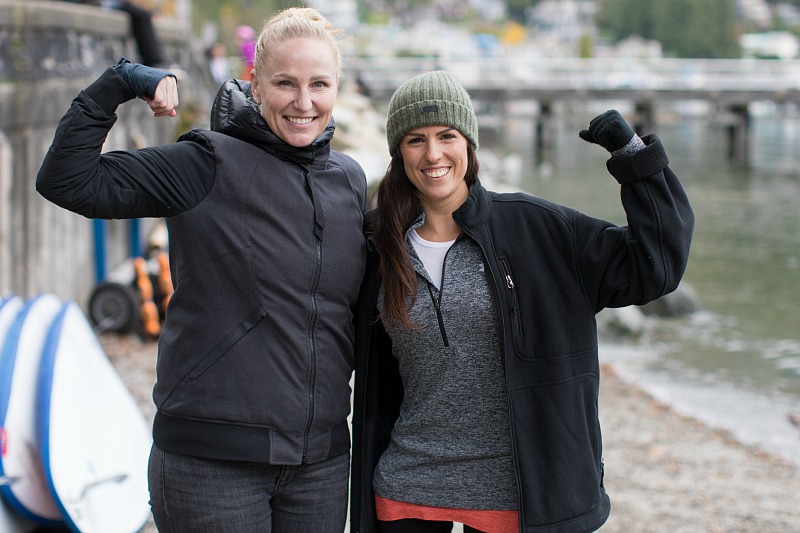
[350,71,694,533]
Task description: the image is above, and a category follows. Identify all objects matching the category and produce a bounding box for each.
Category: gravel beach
[100,333,800,533]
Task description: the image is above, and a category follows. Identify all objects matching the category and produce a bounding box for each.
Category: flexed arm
[36,60,213,220]
[576,110,695,310]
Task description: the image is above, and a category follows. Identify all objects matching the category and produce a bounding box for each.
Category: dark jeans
[378,519,485,533]
[148,444,349,532]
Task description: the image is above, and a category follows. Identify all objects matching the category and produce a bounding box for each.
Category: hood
[210,79,335,169]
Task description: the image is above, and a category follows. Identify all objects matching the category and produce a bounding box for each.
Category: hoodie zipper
[426,283,450,347]
[422,243,456,348]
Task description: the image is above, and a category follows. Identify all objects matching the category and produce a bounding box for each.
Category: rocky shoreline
[101,333,800,533]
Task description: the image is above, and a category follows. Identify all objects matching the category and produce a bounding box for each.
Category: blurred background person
[206,41,230,87]
[236,23,256,80]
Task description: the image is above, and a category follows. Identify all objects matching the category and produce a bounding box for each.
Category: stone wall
[0,0,214,305]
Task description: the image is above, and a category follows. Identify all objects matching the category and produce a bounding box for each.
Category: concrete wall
[0,0,215,306]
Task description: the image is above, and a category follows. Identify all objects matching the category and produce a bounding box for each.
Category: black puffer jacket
[37,69,368,465]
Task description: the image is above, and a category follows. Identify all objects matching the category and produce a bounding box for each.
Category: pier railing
[346,56,800,105]
[346,55,800,167]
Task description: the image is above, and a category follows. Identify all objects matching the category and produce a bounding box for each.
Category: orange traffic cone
[134,257,161,338]
[156,251,173,317]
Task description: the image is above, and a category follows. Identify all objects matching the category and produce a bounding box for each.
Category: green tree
[596,0,740,58]
[505,0,540,24]
[596,0,656,41]
[653,0,740,58]
[190,0,301,43]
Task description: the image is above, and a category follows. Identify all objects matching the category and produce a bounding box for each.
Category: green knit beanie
[386,70,479,155]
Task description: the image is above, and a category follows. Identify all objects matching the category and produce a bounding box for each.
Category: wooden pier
[346,56,800,167]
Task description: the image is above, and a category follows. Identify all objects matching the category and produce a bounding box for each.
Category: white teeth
[425,168,448,178]
[288,117,313,125]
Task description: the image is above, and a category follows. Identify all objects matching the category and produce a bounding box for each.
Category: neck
[417,210,460,242]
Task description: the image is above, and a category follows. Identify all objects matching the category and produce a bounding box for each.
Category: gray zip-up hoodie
[372,225,517,510]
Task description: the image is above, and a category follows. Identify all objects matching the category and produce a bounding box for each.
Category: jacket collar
[453,179,490,231]
[364,179,491,255]
[209,79,334,170]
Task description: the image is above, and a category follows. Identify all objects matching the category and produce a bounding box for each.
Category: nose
[424,140,442,162]
[294,87,312,111]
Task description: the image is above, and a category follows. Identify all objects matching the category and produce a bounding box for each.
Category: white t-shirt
[409,229,456,290]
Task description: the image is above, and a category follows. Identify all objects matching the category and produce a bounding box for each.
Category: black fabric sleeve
[36,67,215,219]
[576,135,694,310]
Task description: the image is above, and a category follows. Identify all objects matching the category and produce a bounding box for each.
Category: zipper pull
[505,274,514,289]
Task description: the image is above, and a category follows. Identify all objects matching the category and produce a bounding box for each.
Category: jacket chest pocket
[499,257,524,349]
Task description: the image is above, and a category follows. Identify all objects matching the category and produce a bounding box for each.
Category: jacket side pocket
[188,305,268,380]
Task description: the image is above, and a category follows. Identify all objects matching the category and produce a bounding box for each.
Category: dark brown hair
[374,144,480,328]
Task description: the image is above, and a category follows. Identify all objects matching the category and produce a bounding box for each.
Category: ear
[250,72,260,105]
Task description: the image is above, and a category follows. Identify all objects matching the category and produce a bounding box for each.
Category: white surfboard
[0,295,40,533]
[0,295,23,360]
[0,293,65,527]
[0,495,39,533]
[38,301,152,533]
[0,295,23,356]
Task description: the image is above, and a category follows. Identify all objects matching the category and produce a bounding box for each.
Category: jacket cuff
[605,134,669,185]
[84,66,137,115]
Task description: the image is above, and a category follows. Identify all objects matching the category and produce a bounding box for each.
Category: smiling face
[399,125,470,211]
[250,37,339,147]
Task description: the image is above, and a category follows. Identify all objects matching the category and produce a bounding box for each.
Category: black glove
[579,110,635,153]
[113,57,174,100]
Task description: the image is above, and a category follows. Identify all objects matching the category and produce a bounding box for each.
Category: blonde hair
[254,7,344,81]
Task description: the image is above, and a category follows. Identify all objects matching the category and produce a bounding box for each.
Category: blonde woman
[37,8,366,532]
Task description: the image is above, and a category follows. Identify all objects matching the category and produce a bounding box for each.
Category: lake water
[477,101,800,465]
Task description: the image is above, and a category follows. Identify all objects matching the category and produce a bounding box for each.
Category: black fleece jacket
[350,135,694,532]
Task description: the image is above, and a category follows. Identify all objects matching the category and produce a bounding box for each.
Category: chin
[285,136,315,148]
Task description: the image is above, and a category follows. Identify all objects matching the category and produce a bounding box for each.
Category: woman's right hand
[146,75,179,118]
[113,58,178,117]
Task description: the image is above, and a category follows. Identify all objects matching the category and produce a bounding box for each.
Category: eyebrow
[407,127,456,138]
[271,72,335,83]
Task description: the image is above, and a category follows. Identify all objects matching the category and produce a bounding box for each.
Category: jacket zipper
[302,171,324,464]
[302,238,321,464]
[499,257,522,338]
[458,225,526,530]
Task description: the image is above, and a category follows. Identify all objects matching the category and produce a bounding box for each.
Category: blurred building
[526,0,596,39]
[740,31,800,59]
[737,0,772,29]
[308,0,359,30]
